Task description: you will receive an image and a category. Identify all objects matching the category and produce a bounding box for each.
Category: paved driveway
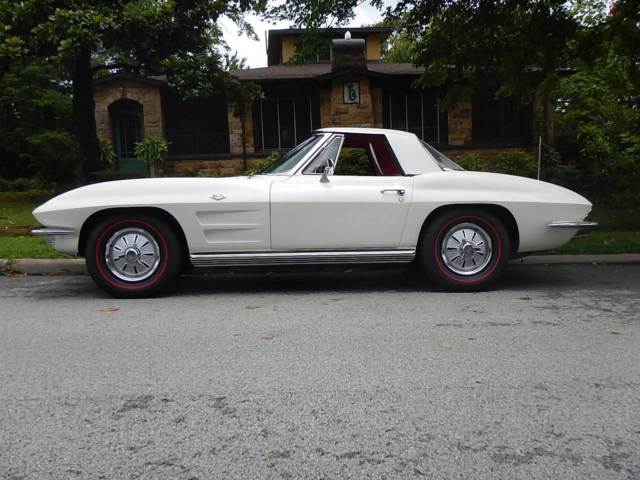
[1,265,638,479]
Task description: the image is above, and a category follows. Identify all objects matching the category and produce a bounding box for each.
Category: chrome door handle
[210,194,226,201]
[380,188,405,195]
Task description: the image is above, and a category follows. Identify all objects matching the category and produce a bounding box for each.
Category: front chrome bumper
[30,227,75,236]
[547,220,598,229]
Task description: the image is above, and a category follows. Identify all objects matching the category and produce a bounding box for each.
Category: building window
[164,91,229,156]
[386,92,442,144]
[472,92,532,145]
[253,97,319,151]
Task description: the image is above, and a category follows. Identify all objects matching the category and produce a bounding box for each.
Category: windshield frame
[259,133,331,175]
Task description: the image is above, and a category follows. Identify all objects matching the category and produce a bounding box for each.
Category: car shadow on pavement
[170,264,577,296]
[6,264,632,300]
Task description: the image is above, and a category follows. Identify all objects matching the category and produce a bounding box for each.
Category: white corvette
[32,128,596,297]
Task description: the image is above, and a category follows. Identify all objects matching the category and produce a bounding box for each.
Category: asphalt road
[1,265,639,480]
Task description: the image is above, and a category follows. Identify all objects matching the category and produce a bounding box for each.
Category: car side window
[303,136,343,174]
[334,147,376,176]
[333,133,404,176]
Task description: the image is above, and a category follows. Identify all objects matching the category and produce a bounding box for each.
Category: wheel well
[78,207,189,261]
[418,204,520,254]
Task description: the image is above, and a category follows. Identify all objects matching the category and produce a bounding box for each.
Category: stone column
[447,102,472,146]
[227,102,254,155]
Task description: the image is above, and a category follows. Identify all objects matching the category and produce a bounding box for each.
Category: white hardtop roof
[315,127,441,175]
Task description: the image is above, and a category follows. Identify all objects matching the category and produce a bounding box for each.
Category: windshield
[261,135,325,174]
[422,141,464,171]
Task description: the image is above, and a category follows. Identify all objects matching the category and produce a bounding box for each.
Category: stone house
[93,27,538,176]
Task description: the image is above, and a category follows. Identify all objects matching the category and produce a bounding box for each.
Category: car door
[270,133,413,250]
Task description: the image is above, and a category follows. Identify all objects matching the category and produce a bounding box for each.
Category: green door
[110,99,147,174]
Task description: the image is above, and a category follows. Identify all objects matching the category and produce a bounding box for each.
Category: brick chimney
[331,32,367,72]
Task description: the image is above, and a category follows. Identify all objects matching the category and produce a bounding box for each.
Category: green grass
[0,236,72,259]
[549,230,640,255]
[0,191,53,228]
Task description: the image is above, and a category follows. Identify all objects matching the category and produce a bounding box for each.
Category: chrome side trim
[30,227,74,236]
[190,249,416,267]
[547,221,598,229]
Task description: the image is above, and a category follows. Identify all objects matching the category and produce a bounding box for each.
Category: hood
[33,176,268,216]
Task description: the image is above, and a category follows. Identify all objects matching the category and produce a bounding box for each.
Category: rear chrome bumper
[547,221,598,229]
[30,227,75,236]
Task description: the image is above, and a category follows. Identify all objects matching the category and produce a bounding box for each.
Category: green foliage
[0,60,75,181]
[0,178,40,192]
[334,148,372,175]
[493,151,537,178]
[27,130,79,185]
[389,0,580,105]
[245,152,281,175]
[98,137,115,168]
[1,0,266,178]
[455,150,537,177]
[455,154,489,172]
[555,54,639,174]
[134,136,168,176]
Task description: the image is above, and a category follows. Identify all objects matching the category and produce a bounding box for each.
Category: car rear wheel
[85,214,183,298]
[419,209,511,291]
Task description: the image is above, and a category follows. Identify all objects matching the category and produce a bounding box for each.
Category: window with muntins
[387,92,441,144]
[253,97,318,151]
[472,92,532,145]
[164,92,230,156]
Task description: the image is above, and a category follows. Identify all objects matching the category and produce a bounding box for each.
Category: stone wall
[94,80,163,142]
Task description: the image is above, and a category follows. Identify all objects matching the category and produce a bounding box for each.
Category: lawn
[0,190,639,259]
[551,230,640,255]
[0,236,71,259]
[0,191,71,259]
[0,191,52,229]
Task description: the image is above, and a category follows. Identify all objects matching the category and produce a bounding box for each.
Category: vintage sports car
[32,128,596,297]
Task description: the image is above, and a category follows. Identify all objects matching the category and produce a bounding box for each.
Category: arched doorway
[109,99,147,174]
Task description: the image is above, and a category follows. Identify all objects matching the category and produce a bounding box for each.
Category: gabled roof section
[93,73,167,87]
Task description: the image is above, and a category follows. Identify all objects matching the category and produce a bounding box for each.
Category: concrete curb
[2,258,87,275]
[1,254,640,276]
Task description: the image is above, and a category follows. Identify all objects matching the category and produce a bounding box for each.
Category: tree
[0,58,76,183]
[386,0,639,142]
[387,0,583,141]
[0,0,265,179]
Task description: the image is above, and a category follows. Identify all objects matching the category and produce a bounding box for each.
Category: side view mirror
[320,158,335,183]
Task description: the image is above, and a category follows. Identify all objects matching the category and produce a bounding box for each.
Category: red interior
[341,133,404,176]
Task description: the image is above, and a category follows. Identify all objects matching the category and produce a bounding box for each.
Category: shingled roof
[231,61,425,82]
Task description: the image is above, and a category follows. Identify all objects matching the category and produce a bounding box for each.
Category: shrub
[245,151,280,175]
[492,150,537,178]
[455,153,489,172]
[134,136,169,177]
[0,178,11,191]
[26,130,78,185]
[98,137,115,168]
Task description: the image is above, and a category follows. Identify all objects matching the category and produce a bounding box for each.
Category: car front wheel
[85,214,183,298]
[419,209,511,291]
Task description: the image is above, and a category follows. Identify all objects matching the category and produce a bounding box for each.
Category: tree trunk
[71,48,100,181]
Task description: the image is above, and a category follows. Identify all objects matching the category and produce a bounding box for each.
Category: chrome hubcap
[441,222,492,276]
[105,228,161,282]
